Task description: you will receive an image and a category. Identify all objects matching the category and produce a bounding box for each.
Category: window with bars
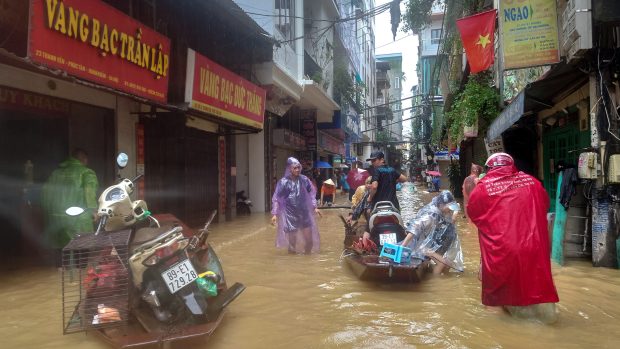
[275,0,295,44]
[431,29,442,45]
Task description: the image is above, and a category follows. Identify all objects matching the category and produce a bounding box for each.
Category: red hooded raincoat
[467,163,559,306]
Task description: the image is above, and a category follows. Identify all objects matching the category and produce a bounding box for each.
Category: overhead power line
[361,94,425,111]
[362,104,429,133]
[234,2,392,25]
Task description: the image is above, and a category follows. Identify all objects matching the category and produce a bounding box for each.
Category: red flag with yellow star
[456,9,497,74]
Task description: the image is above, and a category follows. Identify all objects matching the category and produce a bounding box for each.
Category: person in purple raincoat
[271,157,322,254]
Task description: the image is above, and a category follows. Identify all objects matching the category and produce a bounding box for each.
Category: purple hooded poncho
[271,157,320,253]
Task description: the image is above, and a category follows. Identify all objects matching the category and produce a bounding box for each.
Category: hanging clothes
[559,167,579,210]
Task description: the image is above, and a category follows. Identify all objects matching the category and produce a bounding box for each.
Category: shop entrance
[142,114,219,227]
[543,123,590,211]
[0,87,114,265]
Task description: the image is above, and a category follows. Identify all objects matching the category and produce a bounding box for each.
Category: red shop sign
[28,0,171,103]
[185,49,266,129]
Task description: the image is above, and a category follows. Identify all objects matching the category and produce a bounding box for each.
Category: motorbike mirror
[65,207,85,216]
[116,152,129,169]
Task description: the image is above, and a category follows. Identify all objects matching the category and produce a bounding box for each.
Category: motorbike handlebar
[95,215,108,235]
[131,174,144,183]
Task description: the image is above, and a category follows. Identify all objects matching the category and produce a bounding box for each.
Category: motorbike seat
[130,225,183,254]
[368,201,403,231]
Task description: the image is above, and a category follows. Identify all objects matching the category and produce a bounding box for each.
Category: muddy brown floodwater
[0,183,619,348]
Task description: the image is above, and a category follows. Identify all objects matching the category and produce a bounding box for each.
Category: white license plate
[161,259,198,294]
[379,233,397,245]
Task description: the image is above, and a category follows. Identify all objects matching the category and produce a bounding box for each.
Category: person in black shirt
[365,151,407,211]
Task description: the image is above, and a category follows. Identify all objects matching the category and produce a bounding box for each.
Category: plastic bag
[196,271,218,297]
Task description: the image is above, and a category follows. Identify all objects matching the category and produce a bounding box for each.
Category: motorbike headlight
[105,188,125,201]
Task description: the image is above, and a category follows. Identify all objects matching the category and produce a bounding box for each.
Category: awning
[487,62,588,140]
[298,80,340,123]
[487,91,525,140]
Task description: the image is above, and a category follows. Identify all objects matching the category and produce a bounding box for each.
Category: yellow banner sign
[500,0,560,69]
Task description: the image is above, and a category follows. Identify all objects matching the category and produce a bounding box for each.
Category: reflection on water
[1,183,619,348]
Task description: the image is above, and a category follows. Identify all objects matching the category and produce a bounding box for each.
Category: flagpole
[495,0,504,108]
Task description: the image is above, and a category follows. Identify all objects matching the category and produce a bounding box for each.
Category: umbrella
[337,163,349,168]
[314,161,332,169]
[349,169,369,189]
[426,170,442,177]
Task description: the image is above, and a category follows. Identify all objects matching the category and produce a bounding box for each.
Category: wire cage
[61,229,132,334]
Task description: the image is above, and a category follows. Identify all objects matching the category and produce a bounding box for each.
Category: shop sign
[500,0,560,69]
[301,111,317,151]
[344,112,361,141]
[273,129,306,149]
[319,131,345,155]
[434,150,459,161]
[28,0,171,103]
[484,137,505,157]
[185,49,266,129]
[0,85,70,115]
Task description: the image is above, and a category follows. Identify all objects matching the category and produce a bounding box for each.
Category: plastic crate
[379,243,412,264]
[61,229,131,334]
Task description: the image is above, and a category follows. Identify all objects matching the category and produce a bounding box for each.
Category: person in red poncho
[467,152,559,323]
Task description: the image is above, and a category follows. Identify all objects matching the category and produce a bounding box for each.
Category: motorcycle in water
[61,153,245,348]
[367,201,408,249]
[235,190,252,215]
[341,201,428,283]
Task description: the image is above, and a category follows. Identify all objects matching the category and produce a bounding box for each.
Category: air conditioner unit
[560,0,592,63]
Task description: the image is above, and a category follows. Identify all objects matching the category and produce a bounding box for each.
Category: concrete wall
[115,98,140,180]
[420,17,443,57]
[235,134,250,197]
[248,131,267,212]
[304,0,336,96]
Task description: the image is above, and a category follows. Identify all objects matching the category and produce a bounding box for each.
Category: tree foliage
[401,0,441,33]
[445,72,500,142]
[376,130,391,143]
[333,66,364,111]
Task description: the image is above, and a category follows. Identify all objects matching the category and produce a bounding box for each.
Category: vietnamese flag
[456,9,497,74]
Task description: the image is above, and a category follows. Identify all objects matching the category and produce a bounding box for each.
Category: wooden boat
[64,213,244,348]
[339,214,428,283]
[92,282,245,348]
[342,251,428,283]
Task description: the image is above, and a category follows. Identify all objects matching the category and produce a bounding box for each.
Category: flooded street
[1,183,619,348]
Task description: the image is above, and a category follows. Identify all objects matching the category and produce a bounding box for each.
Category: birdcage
[61,229,132,334]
